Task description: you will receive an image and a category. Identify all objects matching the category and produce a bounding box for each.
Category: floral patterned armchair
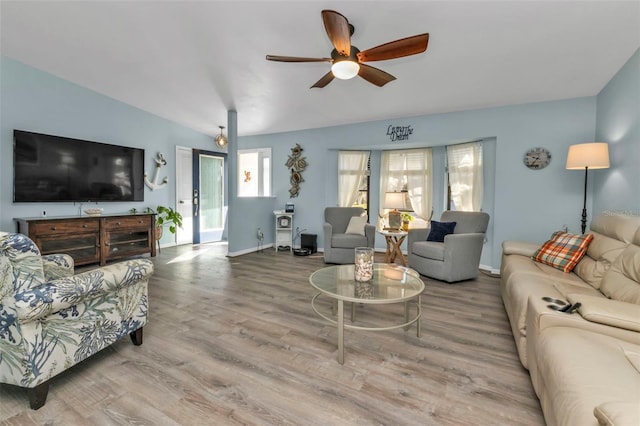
[0,231,153,409]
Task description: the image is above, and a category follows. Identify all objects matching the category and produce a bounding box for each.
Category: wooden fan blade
[322,10,351,56]
[357,33,429,62]
[358,64,396,87]
[266,55,332,63]
[311,71,335,89]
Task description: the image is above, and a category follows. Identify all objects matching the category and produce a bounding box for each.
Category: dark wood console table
[15,213,156,266]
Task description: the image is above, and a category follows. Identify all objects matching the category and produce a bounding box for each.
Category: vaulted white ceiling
[1,1,638,137]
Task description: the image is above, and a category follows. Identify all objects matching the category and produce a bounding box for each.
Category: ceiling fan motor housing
[331,46,360,62]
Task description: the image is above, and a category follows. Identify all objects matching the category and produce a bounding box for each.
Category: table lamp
[565,142,610,234]
[384,192,406,230]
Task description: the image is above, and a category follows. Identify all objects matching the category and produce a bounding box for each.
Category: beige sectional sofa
[500,213,640,425]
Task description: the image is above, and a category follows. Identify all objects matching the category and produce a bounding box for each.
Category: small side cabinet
[273,210,294,252]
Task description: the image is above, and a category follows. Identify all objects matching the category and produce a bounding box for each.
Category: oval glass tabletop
[309,264,424,304]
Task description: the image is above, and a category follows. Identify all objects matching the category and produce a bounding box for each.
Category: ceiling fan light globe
[331,60,360,80]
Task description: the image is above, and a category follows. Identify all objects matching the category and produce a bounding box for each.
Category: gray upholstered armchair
[407,211,490,282]
[323,207,375,264]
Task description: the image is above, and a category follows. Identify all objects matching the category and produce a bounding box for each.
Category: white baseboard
[227,243,274,257]
[480,263,500,276]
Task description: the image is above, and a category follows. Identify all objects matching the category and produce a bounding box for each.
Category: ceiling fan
[266,10,429,89]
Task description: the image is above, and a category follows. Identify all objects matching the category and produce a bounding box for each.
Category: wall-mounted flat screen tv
[13,130,145,202]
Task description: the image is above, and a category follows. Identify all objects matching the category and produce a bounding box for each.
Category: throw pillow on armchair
[427,221,457,242]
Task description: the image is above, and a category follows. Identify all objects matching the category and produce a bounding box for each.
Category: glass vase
[354,247,374,282]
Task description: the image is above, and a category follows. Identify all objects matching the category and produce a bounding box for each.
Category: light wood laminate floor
[1,243,544,425]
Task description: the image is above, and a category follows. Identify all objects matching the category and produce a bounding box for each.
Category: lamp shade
[384,192,406,210]
[331,60,360,80]
[566,143,610,170]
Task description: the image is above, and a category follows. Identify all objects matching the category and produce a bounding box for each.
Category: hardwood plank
[0,243,543,425]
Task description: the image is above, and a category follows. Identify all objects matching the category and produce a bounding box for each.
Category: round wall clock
[523,147,552,170]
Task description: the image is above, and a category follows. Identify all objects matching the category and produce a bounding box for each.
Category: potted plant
[155,205,183,241]
[401,212,414,231]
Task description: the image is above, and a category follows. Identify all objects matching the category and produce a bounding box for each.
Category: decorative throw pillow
[532,231,594,273]
[345,215,367,236]
[427,221,457,242]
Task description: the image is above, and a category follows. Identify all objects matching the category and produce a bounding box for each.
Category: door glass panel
[199,155,224,236]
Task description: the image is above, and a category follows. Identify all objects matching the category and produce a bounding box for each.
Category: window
[238,148,271,197]
[338,151,370,215]
[446,142,483,211]
[380,149,433,220]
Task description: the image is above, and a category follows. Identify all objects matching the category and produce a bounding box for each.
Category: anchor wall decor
[144,152,169,190]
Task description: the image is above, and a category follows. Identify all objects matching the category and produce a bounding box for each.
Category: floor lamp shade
[566,142,610,234]
[566,143,610,169]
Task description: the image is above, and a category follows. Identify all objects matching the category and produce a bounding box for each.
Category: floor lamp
[565,142,610,234]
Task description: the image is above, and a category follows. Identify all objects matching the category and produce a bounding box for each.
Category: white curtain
[406,149,433,220]
[447,142,483,211]
[338,151,369,207]
[379,149,433,220]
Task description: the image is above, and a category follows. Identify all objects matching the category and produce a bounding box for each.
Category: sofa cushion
[590,212,640,243]
[331,233,368,249]
[426,221,456,242]
[600,243,640,304]
[573,230,629,289]
[532,231,594,272]
[564,294,640,332]
[502,240,540,257]
[411,241,445,261]
[502,269,595,334]
[503,254,588,287]
[594,401,640,426]
[553,281,603,298]
[345,215,367,236]
[535,327,640,426]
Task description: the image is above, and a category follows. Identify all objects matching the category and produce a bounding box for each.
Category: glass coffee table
[309,263,425,364]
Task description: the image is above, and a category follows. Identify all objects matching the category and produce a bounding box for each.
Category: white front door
[175,146,193,245]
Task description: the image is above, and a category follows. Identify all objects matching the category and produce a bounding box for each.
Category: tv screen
[13,130,145,203]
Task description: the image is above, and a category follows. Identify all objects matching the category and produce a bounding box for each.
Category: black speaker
[301,233,317,254]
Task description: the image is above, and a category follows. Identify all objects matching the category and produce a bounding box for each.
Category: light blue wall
[0,56,223,245]
[593,48,640,216]
[7,52,634,271]
[239,97,598,269]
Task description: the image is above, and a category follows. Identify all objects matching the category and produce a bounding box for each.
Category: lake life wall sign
[386,125,413,141]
